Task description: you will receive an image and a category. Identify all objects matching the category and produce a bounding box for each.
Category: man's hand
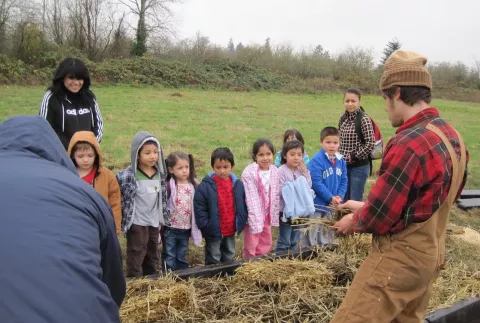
[333,213,355,235]
[338,200,365,212]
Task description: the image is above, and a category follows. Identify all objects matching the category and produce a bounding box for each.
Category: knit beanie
[380,50,432,90]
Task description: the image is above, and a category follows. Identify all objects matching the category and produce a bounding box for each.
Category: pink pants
[243,223,272,259]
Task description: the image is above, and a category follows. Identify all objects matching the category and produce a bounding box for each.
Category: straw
[120,229,480,322]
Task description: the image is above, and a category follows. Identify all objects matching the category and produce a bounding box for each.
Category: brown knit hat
[380,50,432,90]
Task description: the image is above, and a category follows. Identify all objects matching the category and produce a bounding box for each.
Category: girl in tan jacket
[68,131,122,235]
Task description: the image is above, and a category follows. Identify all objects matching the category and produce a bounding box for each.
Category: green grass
[1,85,479,264]
[1,85,479,184]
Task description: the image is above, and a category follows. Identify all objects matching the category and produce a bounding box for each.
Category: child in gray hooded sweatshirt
[117,131,167,278]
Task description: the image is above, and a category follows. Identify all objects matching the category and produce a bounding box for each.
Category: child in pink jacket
[242,138,280,259]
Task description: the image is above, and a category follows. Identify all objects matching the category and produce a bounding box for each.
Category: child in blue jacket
[194,147,248,265]
[303,127,347,247]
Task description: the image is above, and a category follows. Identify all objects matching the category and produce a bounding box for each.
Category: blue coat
[194,173,248,239]
[0,116,125,323]
[308,149,348,212]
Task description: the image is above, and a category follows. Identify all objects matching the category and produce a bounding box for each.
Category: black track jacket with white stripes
[39,89,103,150]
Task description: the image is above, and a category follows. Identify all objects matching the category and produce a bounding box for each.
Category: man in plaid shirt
[331,51,468,322]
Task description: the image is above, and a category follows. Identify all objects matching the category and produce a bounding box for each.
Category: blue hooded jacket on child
[308,149,348,212]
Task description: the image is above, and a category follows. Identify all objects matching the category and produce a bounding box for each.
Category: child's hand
[299,160,308,174]
[332,196,342,205]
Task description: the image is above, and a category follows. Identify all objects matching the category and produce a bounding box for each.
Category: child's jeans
[204,235,236,265]
[162,227,190,271]
[301,211,334,247]
[243,223,272,259]
[275,214,302,253]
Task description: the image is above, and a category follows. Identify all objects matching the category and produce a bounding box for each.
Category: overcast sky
[171,0,478,66]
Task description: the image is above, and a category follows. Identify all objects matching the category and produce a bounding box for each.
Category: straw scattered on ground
[120,228,480,323]
[428,233,480,311]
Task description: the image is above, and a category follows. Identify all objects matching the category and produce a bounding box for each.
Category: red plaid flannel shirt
[353,108,469,235]
[338,109,375,163]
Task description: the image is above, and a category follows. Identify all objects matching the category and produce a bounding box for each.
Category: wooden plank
[130,247,325,282]
[425,297,480,323]
[460,190,480,199]
[457,198,480,210]
[173,248,319,280]
[175,259,241,280]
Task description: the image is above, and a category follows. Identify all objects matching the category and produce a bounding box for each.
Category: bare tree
[192,31,209,60]
[107,11,132,58]
[84,0,103,58]
[65,0,86,51]
[0,0,17,49]
[65,0,117,60]
[44,0,65,45]
[119,0,178,56]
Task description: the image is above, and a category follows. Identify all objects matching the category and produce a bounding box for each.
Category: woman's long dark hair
[48,58,95,105]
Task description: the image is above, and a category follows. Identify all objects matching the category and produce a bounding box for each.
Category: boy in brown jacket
[68,131,122,235]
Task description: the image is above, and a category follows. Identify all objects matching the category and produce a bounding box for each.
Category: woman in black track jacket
[40,58,103,150]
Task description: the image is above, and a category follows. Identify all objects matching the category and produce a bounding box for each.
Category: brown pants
[330,234,439,323]
[126,224,160,278]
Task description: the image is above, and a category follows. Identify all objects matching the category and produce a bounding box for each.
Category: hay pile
[120,277,196,322]
[233,258,333,290]
[120,232,479,323]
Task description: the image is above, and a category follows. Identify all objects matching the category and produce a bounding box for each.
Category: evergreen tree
[381,38,401,64]
[313,44,324,55]
[264,37,272,55]
[227,38,235,52]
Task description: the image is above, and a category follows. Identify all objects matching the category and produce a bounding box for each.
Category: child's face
[286,135,296,142]
[213,158,234,180]
[169,158,190,182]
[321,135,340,156]
[74,147,95,171]
[285,147,303,169]
[255,144,274,171]
[138,143,159,169]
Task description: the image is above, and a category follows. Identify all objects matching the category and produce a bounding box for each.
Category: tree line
[1,0,480,101]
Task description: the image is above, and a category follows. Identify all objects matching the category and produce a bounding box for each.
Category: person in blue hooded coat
[0,116,125,323]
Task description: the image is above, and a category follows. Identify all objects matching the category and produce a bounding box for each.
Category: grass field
[1,85,479,264]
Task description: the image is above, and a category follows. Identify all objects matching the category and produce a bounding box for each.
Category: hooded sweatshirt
[0,116,125,323]
[116,131,167,232]
[67,131,122,234]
